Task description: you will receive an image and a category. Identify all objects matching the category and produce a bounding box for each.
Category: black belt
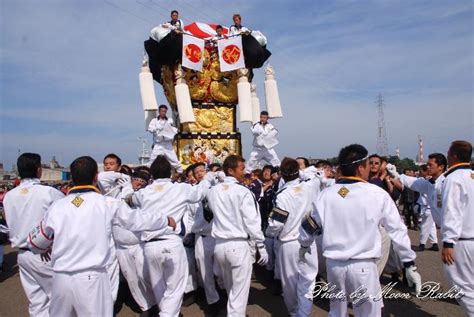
[145,238,166,243]
[200,234,207,238]
[459,238,474,241]
[19,247,30,251]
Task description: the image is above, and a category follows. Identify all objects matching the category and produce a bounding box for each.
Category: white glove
[216,171,226,182]
[300,166,317,181]
[257,245,268,266]
[314,168,325,180]
[386,164,400,179]
[405,265,422,295]
[117,177,129,188]
[203,171,215,183]
[299,246,311,262]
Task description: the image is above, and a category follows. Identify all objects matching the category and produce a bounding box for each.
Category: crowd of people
[0,136,472,317]
[1,7,471,317]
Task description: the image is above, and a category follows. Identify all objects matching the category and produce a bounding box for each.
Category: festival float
[139,21,282,168]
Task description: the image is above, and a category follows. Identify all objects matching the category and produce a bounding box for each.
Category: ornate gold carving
[161,65,177,108]
[181,106,234,133]
[178,138,241,168]
[161,47,238,106]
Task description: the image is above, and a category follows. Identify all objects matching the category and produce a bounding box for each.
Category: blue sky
[1,0,473,169]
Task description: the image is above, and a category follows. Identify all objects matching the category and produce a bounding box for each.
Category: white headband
[339,155,369,166]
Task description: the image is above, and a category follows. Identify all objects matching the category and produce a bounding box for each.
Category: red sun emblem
[184,44,202,63]
[222,44,241,64]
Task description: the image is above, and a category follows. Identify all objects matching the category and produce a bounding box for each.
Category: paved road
[0,230,465,317]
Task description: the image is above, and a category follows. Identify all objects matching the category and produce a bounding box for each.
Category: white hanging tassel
[174,65,196,123]
[264,65,283,118]
[250,84,261,124]
[139,56,159,111]
[237,68,253,122]
[144,110,157,130]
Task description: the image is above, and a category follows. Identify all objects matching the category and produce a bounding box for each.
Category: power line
[104,0,154,24]
[181,0,227,23]
[150,0,211,24]
[135,0,168,21]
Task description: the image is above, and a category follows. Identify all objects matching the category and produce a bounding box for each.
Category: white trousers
[443,240,474,315]
[214,239,252,317]
[276,240,318,317]
[150,143,183,173]
[246,147,280,172]
[17,250,53,317]
[116,245,155,311]
[195,235,219,304]
[327,258,382,317]
[264,237,282,279]
[264,237,275,272]
[50,269,113,317]
[106,257,119,302]
[143,238,188,317]
[184,245,198,293]
[419,212,438,245]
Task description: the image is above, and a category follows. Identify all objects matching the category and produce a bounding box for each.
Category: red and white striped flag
[184,22,229,39]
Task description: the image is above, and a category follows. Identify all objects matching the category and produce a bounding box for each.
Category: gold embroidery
[338,187,349,198]
[293,187,302,193]
[71,196,84,208]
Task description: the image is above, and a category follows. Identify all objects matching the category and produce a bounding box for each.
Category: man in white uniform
[266,157,319,316]
[130,155,211,317]
[229,13,250,36]
[28,156,175,317]
[299,144,422,317]
[388,153,447,251]
[97,153,132,199]
[207,155,269,317]
[414,165,438,251]
[389,154,446,229]
[189,163,221,315]
[3,153,64,317]
[440,140,473,315]
[246,111,280,172]
[112,168,156,315]
[148,104,183,173]
[162,10,184,31]
[97,153,129,303]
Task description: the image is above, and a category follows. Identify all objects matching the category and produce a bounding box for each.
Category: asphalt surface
[0,229,466,317]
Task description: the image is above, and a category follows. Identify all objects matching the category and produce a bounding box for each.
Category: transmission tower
[376,94,389,156]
